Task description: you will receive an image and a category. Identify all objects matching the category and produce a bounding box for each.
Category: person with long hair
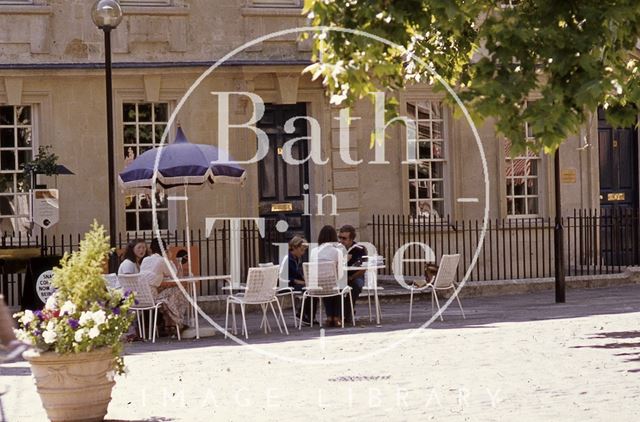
[118,238,148,275]
[311,225,345,327]
[139,238,190,334]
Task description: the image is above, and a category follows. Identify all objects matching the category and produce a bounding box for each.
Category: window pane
[138,104,152,122]
[17,150,31,169]
[17,128,32,147]
[123,104,137,122]
[154,103,168,121]
[0,175,13,193]
[139,211,153,231]
[417,121,430,139]
[126,212,137,231]
[0,128,14,148]
[0,106,13,125]
[416,101,430,120]
[123,125,137,144]
[1,151,16,171]
[154,124,167,143]
[139,125,153,144]
[16,106,31,125]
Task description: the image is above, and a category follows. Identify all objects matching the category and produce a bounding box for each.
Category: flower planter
[23,347,116,422]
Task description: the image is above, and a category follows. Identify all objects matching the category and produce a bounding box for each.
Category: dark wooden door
[257,103,310,263]
[597,107,639,265]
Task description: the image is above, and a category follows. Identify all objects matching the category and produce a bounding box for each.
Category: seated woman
[138,238,190,334]
[118,238,148,275]
[286,236,317,325]
[311,225,345,327]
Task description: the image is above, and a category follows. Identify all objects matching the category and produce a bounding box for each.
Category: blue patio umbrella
[118,126,247,276]
[118,126,246,189]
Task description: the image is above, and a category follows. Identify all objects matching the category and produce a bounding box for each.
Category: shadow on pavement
[572,330,640,373]
[124,284,640,356]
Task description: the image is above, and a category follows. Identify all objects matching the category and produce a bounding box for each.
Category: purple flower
[124,289,132,298]
[134,299,139,305]
[67,318,79,330]
[112,307,121,315]
[34,310,43,320]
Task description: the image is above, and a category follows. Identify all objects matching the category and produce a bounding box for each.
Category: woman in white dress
[139,238,190,332]
[118,239,148,275]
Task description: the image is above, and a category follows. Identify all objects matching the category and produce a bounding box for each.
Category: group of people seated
[286,224,367,328]
[118,238,191,336]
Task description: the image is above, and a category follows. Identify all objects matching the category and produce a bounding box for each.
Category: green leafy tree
[304,0,640,154]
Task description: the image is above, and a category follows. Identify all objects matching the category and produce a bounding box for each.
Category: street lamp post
[92,0,123,273]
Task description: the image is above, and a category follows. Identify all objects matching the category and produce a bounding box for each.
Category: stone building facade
[0,0,623,269]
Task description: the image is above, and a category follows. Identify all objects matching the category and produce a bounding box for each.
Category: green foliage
[53,221,112,306]
[304,0,640,154]
[13,221,135,375]
[22,145,59,177]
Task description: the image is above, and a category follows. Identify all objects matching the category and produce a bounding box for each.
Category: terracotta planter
[23,347,116,422]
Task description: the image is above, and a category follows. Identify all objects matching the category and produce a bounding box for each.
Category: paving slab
[2,285,640,421]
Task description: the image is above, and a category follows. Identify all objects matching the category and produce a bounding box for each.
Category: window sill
[0,5,51,15]
[241,7,304,17]
[121,5,189,16]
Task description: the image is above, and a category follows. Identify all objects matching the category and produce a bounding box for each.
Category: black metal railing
[2,208,638,307]
[0,220,263,307]
[371,208,639,281]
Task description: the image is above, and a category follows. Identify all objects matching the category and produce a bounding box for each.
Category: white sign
[36,270,56,303]
[33,189,59,229]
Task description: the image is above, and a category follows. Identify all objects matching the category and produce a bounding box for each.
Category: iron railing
[371,208,639,281]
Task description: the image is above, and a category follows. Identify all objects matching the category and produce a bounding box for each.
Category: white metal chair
[275,256,302,326]
[103,273,120,289]
[408,254,464,322]
[300,261,354,329]
[117,274,181,343]
[224,265,288,339]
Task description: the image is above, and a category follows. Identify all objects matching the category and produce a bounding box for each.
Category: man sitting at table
[139,238,190,336]
[338,225,366,323]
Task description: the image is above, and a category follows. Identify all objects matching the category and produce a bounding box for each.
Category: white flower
[79,311,93,326]
[88,326,101,339]
[60,301,76,315]
[19,310,34,325]
[43,330,57,344]
[46,321,56,331]
[74,329,85,343]
[92,310,106,326]
[45,294,58,311]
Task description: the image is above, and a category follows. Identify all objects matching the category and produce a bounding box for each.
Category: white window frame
[121,101,175,235]
[404,98,450,219]
[0,104,37,234]
[504,119,543,217]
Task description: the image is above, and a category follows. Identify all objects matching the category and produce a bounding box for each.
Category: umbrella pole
[184,184,193,277]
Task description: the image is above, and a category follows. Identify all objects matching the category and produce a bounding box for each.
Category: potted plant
[13,221,135,422]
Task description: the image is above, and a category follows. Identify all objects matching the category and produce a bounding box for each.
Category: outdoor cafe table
[162,274,231,339]
[344,264,385,325]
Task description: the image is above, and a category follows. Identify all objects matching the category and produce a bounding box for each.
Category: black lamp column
[92,0,123,273]
[554,149,566,303]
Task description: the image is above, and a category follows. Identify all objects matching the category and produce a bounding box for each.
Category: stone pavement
[2,284,640,421]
